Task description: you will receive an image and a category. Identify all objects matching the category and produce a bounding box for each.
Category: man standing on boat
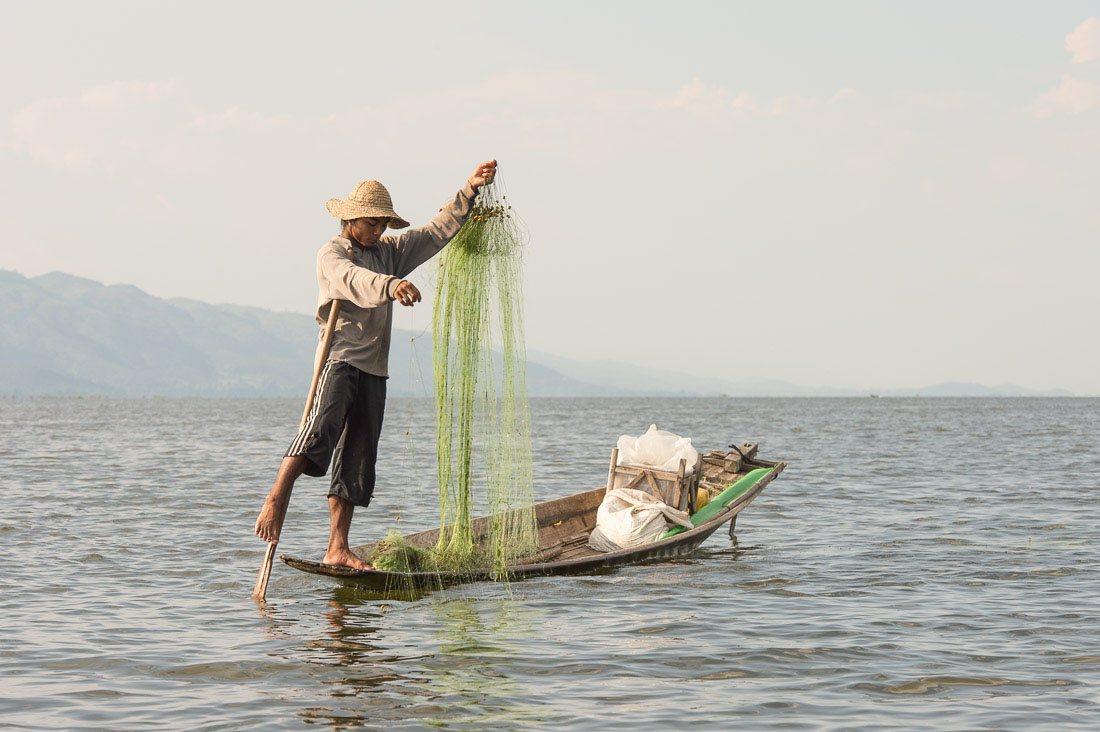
[254,160,498,569]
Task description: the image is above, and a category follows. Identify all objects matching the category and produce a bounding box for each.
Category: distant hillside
[0,270,614,397]
[877,382,1074,397]
[527,356,1074,397]
[528,350,859,397]
[0,270,311,396]
[0,270,1075,398]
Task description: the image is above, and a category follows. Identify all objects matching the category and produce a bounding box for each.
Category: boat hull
[282,452,784,592]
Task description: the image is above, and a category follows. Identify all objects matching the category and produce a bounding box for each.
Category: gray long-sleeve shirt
[313,181,478,377]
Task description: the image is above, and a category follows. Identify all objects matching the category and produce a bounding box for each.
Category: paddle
[252,299,342,600]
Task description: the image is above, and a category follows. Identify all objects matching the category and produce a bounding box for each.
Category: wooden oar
[252,299,342,600]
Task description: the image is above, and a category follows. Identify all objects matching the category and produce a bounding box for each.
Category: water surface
[1,397,1097,729]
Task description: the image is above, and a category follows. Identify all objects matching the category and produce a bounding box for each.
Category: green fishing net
[431,179,538,578]
[369,530,436,573]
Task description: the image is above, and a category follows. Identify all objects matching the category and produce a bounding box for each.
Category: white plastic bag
[587,488,694,552]
[616,424,699,475]
[612,425,700,505]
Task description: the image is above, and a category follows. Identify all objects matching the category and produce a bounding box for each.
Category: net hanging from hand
[430,178,538,577]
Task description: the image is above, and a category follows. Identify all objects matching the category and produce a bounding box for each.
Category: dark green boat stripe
[659,467,772,540]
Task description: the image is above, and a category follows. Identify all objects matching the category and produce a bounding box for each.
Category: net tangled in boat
[431,178,538,577]
[369,530,436,573]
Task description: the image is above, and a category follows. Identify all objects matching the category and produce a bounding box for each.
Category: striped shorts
[285,360,387,507]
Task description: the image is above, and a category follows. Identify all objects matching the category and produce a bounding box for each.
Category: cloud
[10,71,853,181]
[191,107,289,131]
[672,77,759,114]
[315,70,844,169]
[1029,74,1100,117]
[1067,17,1099,64]
[671,77,840,116]
[11,80,178,171]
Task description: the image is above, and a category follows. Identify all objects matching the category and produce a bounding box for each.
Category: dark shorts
[285,361,387,507]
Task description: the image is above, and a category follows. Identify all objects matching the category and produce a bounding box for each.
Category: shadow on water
[263,539,765,727]
[278,591,553,729]
[330,582,437,604]
[267,538,767,729]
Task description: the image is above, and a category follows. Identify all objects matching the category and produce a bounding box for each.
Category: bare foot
[255,456,308,542]
[322,548,373,570]
[254,493,285,542]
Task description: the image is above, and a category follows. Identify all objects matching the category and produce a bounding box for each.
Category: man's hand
[393,280,421,307]
[469,159,498,188]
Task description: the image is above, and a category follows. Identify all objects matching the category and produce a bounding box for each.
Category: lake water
[1,397,1097,729]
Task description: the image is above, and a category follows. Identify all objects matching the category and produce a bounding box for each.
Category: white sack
[616,424,699,475]
[588,488,694,552]
[612,425,700,504]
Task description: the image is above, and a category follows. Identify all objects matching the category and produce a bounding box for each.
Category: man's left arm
[386,160,497,279]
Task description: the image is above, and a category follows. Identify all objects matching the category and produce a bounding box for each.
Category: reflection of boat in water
[282,443,785,592]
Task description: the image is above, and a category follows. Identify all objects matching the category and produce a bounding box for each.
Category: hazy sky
[2,1,1098,394]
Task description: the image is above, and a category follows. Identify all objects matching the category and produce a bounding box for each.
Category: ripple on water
[861,675,1076,697]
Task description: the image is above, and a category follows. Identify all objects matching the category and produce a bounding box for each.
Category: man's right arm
[317,244,401,308]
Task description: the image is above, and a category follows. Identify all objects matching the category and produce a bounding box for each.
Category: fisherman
[254,160,498,569]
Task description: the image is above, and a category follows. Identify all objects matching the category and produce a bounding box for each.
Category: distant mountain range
[0,270,1075,397]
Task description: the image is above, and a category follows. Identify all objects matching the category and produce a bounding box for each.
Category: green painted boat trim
[659,467,773,540]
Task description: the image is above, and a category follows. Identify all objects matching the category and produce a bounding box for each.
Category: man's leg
[323,372,385,569]
[257,361,355,544]
[254,455,309,542]
[323,495,371,568]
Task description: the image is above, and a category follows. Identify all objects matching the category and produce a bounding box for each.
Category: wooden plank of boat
[281,447,785,591]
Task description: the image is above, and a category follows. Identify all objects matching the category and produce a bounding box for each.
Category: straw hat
[325,180,410,229]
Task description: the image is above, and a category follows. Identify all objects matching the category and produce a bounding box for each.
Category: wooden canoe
[281,442,785,592]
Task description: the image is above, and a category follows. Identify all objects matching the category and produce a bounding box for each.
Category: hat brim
[325,198,410,229]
